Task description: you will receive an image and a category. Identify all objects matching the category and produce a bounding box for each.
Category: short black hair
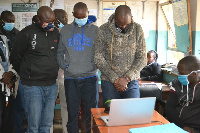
[149,50,158,60]
[178,55,200,71]
[73,2,88,11]
[115,5,132,18]
[0,11,14,20]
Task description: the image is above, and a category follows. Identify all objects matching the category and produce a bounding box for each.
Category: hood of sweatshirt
[87,15,97,24]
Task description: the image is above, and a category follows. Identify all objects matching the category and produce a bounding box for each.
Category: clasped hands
[1,71,14,89]
[114,77,130,92]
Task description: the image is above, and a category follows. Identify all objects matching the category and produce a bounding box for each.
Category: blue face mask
[56,19,64,29]
[178,75,189,85]
[3,22,15,31]
[74,17,88,26]
[43,23,54,31]
[58,22,64,28]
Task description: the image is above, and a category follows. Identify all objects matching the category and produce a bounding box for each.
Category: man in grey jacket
[57,2,98,133]
[94,5,146,104]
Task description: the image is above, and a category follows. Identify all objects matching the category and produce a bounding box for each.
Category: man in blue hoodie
[57,2,98,133]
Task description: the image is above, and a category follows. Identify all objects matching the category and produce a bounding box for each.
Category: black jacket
[0,27,19,51]
[10,23,59,86]
[140,62,162,81]
[165,80,200,130]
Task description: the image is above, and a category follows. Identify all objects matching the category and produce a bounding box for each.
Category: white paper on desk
[129,123,188,133]
[141,83,162,90]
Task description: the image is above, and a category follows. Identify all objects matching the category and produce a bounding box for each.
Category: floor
[53,109,63,133]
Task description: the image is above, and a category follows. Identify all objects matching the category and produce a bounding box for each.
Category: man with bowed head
[10,6,59,132]
[94,5,146,104]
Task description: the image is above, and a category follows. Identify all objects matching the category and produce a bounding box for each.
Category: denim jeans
[22,83,57,133]
[64,76,98,133]
[14,81,25,133]
[101,80,140,104]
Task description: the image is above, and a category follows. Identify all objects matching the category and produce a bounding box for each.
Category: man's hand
[6,81,14,89]
[2,71,13,84]
[114,82,126,91]
[183,127,195,133]
[114,77,129,92]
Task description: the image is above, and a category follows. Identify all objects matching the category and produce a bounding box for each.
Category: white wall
[0,0,161,30]
[191,0,200,31]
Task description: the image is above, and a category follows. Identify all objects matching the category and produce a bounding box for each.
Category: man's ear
[188,71,199,85]
[196,71,200,82]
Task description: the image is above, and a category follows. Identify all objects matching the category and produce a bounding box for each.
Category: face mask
[43,22,54,31]
[58,21,64,28]
[115,23,132,34]
[178,75,189,85]
[3,22,15,31]
[74,17,88,26]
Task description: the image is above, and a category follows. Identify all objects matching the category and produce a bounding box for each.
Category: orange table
[91,108,170,133]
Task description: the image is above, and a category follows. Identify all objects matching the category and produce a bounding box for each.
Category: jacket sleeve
[94,26,119,83]
[125,24,147,81]
[10,32,28,74]
[141,64,162,81]
[57,33,68,70]
[149,64,162,81]
[165,90,185,128]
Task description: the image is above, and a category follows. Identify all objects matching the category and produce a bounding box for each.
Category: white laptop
[101,97,156,126]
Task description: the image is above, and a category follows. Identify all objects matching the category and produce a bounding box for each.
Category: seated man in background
[140,50,162,81]
[165,55,200,133]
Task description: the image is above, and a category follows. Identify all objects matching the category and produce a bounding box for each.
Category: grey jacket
[94,14,147,83]
[57,19,98,79]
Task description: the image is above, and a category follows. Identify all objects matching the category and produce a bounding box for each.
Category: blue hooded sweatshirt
[57,15,98,79]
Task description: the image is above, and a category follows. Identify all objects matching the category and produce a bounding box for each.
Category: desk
[91,108,169,133]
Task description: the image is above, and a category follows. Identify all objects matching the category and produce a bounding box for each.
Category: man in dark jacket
[0,10,19,133]
[140,50,162,81]
[53,8,68,133]
[10,6,59,132]
[165,56,200,133]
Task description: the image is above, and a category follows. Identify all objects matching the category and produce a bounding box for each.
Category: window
[160,1,184,65]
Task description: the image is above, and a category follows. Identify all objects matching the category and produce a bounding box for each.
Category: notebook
[101,97,156,126]
[129,123,188,133]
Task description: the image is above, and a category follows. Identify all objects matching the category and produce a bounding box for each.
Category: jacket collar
[0,27,19,36]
